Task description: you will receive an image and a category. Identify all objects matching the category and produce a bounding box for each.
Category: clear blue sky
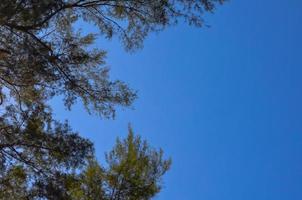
[52,0,302,199]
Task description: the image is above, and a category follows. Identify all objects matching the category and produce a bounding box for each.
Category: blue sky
[52,0,302,199]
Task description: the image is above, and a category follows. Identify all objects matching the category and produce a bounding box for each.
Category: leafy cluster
[0,0,224,199]
[0,0,224,117]
[0,126,171,199]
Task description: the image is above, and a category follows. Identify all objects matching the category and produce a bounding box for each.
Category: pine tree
[0,1,224,199]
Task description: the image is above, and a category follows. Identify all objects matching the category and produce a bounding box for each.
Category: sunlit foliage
[0,0,223,199]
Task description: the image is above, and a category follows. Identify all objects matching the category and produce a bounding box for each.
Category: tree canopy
[0,0,224,117]
[0,0,224,199]
[0,126,171,199]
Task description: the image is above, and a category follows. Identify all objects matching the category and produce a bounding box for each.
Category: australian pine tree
[0,0,224,199]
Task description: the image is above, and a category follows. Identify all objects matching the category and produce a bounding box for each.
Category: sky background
[52,0,302,199]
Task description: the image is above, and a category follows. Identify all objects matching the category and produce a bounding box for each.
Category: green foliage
[0,127,171,199]
[65,127,171,200]
[0,166,28,200]
[0,0,224,118]
[0,0,224,199]
[104,127,171,199]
